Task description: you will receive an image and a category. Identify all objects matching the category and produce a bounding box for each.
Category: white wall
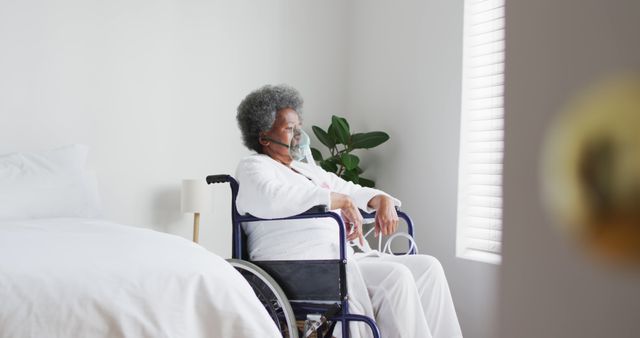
[345,1,498,338]
[500,1,640,337]
[1,1,503,336]
[0,0,349,257]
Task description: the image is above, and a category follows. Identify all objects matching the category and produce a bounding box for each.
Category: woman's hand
[331,192,364,246]
[345,220,364,245]
[368,195,399,237]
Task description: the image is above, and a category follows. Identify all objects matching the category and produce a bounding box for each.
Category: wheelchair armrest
[238,206,415,258]
[238,204,349,261]
[240,204,331,221]
[243,205,412,240]
[302,204,329,214]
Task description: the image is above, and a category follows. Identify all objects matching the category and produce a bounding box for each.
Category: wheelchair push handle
[206,174,234,185]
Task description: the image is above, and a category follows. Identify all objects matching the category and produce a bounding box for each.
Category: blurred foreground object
[543,73,640,263]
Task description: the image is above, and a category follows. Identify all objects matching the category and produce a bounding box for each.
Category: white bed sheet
[0,218,280,338]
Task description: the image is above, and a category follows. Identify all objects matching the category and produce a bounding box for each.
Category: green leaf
[351,132,389,149]
[334,115,350,129]
[310,147,323,161]
[358,177,375,188]
[313,115,387,188]
[331,115,350,145]
[340,153,360,171]
[327,124,340,145]
[341,169,359,184]
[320,160,338,173]
[312,125,335,148]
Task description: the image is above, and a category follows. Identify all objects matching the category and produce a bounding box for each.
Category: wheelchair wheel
[227,259,299,338]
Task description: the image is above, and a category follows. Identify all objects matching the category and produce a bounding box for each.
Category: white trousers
[334,253,462,338]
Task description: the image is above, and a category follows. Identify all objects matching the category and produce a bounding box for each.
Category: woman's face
[260,108,301,164]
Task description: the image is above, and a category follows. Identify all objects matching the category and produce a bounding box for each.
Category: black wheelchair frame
[207,174,416,338]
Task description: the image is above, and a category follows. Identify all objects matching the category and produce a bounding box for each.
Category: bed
[0,145,280,337]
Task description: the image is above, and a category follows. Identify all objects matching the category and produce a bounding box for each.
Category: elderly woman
[235,84,462,338]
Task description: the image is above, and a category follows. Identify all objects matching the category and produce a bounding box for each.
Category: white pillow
[0,145,102,220]
[0,144,88,177]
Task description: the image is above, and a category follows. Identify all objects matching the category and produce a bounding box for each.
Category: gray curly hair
[236,84,303,153]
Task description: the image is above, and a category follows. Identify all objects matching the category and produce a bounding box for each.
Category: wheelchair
[207,174,416,338]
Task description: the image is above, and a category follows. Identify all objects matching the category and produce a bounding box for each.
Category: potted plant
[310,115,389,188]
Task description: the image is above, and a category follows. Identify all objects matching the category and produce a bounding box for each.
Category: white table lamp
[181,179,210,243]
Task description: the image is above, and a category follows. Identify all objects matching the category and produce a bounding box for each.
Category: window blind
[456,0,504,264]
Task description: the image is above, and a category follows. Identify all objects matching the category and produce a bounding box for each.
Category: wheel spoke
[228,259,299,338]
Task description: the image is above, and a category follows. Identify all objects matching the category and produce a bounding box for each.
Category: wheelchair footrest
[252,260,343,302]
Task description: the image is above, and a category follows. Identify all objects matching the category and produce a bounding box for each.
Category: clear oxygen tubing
[351,223,419,256]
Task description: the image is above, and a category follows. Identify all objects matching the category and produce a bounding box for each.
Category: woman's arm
[236,156,331,219]
[367,194,399,237]
[331,192,364,245]
[236,156,365,244]
[322,170,401,212]
[314,165,401,237]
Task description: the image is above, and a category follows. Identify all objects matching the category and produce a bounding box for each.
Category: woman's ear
[258,131,270,146]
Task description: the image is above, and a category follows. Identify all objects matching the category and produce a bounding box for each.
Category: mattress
[0,218,280,338]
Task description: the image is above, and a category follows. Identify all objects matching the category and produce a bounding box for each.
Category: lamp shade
[181,179,210,213]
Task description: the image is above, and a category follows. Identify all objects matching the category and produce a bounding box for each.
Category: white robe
[236,154,462,338]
